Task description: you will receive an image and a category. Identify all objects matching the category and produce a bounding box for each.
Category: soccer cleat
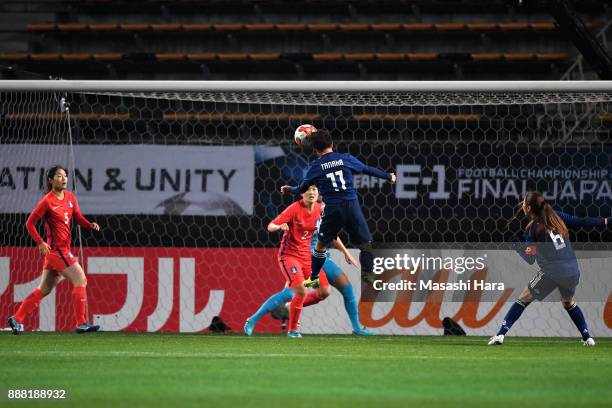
[487,334,504,345]
[7,316,24,335]
[243,318,255,337]
[75,322,100,334]
[287,330,302,338]
[352,326,375,336]
[582,337,596,346]
[303,278,320,288]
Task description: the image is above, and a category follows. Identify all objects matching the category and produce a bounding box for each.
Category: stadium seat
[466,23,498,31]
[371,23,402,31]
[307,23,338,31]
[503,53,536,61]
[498,22,530,31]
[93,53,123,61]
[217,53,248,61]
[403,23,434,31]
[407,53,438,61]
[120,23,151,31]
[0,52,29,61]
[248,53,280,61]
[245,23,275,31]
[276,23,307,31]
[61,53,92,61]
[535,53,571,61]
[435,23,467,31]
[312,53,343,61]
[57,23,87,32]
[213,23,244,31]
[375,53,406,61]
[88,23,119,31]
[530,23,557,30]
[29,53,61,61]
[26,23,56,31]
[155,53,186,61]
[151,24,182,31]
[182,24,212,31]
[471,53,503,61]
[338,23,370,31]
[343,53,375,61]
[186,53,216,61]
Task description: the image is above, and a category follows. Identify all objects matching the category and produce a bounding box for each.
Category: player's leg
[344,200,374,283]
[59,261,99,333]
[303,271,331,306]
[244,282,294,336]
[318,258,374,335]
[9,269,60,334]
[489,271,555,345]
[488,287,533,345]
[558,276,594,345]
[311,204,341,281]
[279,257,307,337]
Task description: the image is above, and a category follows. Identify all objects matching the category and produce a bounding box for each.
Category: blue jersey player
[281,129,396,286]
[489,191,610,346]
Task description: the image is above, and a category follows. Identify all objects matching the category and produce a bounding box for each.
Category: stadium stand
[0,0,610,80]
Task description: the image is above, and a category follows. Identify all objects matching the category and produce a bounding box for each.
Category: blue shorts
[322,258,343,283]
[317,199,372,246]
[528,271,580,301]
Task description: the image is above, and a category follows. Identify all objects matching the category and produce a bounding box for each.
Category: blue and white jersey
[289,152,391,204]
[517,211,605,277]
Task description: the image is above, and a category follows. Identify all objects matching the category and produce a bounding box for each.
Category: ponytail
[540,202,569,240]
[523,191,569,240]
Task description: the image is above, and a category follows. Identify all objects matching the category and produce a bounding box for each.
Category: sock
[338,283,361,331]
[14,288,45,323]
[565,304,591,341]
[303,290,325,307]
[72,286,87,327]
[359,250,374,277]
[249,287,294,323]
[497,300,529,336]
[310,249,326,280]
[288,294,305,332]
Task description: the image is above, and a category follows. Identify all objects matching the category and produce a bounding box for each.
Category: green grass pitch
[0,333,610,407]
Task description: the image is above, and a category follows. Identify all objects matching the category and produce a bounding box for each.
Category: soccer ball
[294,124,317,145]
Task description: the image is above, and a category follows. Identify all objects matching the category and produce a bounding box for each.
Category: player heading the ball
[8,165,101,335]
[281,128,396,287]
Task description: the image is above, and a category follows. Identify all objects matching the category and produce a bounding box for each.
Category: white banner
[0,144,254,215]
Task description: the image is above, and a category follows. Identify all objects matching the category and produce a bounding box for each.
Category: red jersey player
[268,185,328,337]
[8,165,101,334]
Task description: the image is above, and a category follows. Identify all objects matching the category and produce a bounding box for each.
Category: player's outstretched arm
[557,211,610,229]
[347,155,395,183]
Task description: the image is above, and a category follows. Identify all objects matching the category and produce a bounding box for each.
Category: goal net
[1,80,611,336]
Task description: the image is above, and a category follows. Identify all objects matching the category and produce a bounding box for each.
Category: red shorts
[43,248,77,274]
[278,256,329,288]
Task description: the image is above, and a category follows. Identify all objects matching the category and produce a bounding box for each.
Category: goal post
[1,80,611,336]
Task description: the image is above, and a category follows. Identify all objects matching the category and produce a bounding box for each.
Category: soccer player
[488,191,609,346]
[244,185,373,337]
[280,129,396,286]
[7,165,101,335]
